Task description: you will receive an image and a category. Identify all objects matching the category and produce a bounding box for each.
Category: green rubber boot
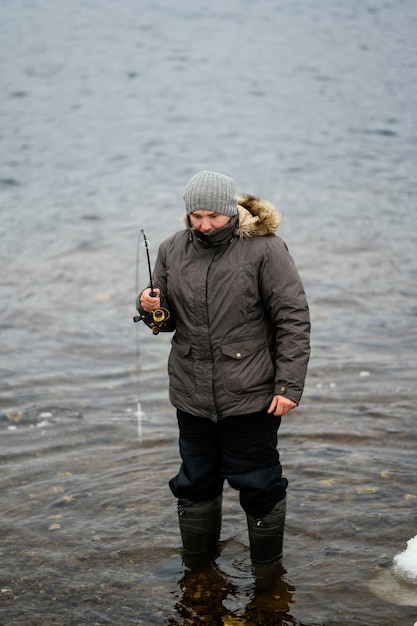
[177,495,222,561]
[246,497,286,564]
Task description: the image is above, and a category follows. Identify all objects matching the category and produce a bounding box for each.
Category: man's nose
[200,219,212,232]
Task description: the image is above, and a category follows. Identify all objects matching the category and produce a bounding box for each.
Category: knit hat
[184,171,238,216]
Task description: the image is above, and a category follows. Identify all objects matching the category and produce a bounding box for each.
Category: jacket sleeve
[135,242,176,333]
[260,237,311,404]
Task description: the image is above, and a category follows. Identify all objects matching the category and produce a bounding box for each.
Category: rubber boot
[177,495,222,566]
[246,496,286,564]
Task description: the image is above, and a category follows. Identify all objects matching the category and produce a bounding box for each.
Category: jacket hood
[236,194,282,238]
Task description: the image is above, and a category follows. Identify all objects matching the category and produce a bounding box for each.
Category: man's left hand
[267,395,297,417]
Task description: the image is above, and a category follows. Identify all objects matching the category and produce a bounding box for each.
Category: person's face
[189,210,231,234]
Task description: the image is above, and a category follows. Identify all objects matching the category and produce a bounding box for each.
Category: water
[1,0,417,624]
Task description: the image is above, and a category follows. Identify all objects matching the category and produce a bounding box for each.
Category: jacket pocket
[168,342,196,396]
[220,339,275,395]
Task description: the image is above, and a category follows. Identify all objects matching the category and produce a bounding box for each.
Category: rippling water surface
[1,1,417,624]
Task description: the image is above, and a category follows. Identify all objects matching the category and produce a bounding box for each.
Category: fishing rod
[133,229,170,335]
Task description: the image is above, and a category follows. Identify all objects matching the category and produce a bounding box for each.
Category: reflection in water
[168,549,300,626]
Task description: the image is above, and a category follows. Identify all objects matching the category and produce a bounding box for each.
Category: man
[137,171,310,564]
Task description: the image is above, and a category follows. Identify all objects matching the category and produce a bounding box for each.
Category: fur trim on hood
[235,194,282,239]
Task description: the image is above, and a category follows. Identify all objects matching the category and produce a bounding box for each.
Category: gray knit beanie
[184,171,238,217]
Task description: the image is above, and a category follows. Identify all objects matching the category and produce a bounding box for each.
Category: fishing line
[134,230,145,443]
[133,230,170,442]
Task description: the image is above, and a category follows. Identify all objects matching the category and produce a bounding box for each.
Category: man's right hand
[140,288,161,312]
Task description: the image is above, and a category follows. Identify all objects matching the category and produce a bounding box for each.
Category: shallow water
[1,0,417,624]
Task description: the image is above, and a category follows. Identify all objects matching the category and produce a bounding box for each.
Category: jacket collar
[191,215,238,247]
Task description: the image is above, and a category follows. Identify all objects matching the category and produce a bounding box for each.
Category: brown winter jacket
[138,195,310,422]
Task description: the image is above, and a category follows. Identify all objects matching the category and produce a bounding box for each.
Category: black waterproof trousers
[169,409,288,518]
